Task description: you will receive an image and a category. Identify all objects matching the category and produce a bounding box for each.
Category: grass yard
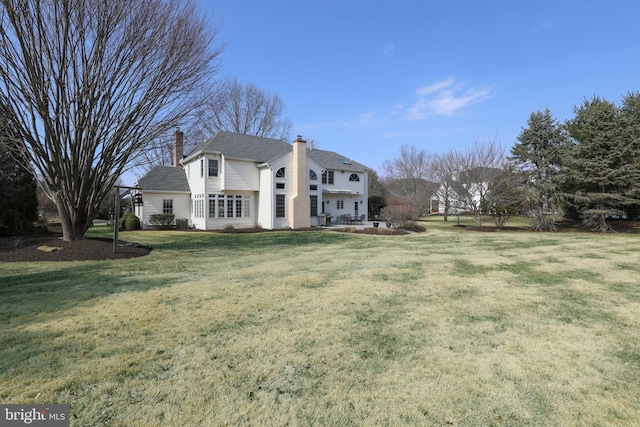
[1,218,639,426]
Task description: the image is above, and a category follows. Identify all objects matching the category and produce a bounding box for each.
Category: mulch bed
[0,233,151,262]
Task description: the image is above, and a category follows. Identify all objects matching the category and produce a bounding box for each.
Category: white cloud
[408,76,491,120]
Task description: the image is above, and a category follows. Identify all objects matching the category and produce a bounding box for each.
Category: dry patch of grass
[1,224,639,425]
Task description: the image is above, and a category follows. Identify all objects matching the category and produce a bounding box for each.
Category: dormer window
[276,167,286,178]
[349,174,360,182]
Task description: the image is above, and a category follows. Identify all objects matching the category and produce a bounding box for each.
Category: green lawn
[1,218,639,426]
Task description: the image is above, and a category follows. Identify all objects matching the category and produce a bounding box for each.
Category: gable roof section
[137,166,190,192]
[185,131,292,163]
[186,132,369,172]
[307,148,368,173]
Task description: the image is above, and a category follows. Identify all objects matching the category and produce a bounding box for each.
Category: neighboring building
[134,131,369,230]
[436,167,503,215]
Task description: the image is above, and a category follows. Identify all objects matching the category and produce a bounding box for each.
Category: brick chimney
[289,135,310,229]
[173,129,184,167]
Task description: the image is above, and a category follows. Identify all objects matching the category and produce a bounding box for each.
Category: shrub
[120,212,141,231]
[149,213,175,230]
[380,204,420,229]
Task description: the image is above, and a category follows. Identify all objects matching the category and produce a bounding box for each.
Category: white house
[134,131,369,230]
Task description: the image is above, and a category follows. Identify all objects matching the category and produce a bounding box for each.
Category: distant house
[135,131,369,230]
[437,167,503,215]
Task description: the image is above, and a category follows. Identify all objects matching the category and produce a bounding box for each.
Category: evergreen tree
[511,109,568,231]
[564,94,640,231]
[0,126,38,234]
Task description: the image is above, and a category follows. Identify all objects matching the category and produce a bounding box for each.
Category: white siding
[138,192,191,229]
[321,169,368,220]
[257,167,273,229]
[222,158,259,191]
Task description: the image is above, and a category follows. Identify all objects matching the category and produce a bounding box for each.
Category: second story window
[276,167,286,178]
[349,174,360,182]
[208,159,219,177]
[322,170,334,184]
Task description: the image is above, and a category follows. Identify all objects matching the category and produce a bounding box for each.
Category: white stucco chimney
[173,129,184,167]
[289,135,310,229]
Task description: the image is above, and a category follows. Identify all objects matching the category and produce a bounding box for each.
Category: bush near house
[148,213,175,230]
[120,213,141,231]
[380,204,420,229]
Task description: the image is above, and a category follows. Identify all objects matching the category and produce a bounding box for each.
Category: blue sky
[194,0,639,175]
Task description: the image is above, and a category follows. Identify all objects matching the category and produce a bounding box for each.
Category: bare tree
[453,139,506,226]
[197,78,292,141]
[382,144,434,215]
[430,150,458,221]
[0,0,223,240]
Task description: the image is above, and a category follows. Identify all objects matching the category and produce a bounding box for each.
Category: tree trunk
[54,194,93,241]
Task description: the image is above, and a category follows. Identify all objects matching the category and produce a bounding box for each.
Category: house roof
[136,166,190,192]
[307,149,368,173]
[185,131,292,163]
[186,131,369,172]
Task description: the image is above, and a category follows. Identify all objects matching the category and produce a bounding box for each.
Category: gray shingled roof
[307,148,368,173]
[136,166,190,192]
[186,131,369,172]
[185,131,292,163]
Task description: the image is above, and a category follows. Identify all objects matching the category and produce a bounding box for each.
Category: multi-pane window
[276,182,285,189]
[336,200,344,210]
[208,194,250,218]
[227,195,234,218]
[310,184,318,191]
[193,194,205,218]
[309,170,318,180]
[349,173,360,182]
[208,159,219,177]
[276,194,285,218]
[162,199,173,214]
[235,195,242,217]
[310,195,318,217]
[218,196,225,218]
[276,167,286,178]
[322,170,334,184]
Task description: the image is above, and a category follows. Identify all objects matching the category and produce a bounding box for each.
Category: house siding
[137,192,191,229]
[222,157,259,191]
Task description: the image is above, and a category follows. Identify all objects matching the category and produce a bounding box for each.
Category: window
[208,159,219,177]
[227,195,234,218]
[193,194,204,218]
[209,194,250,218]
[276,167,286,178]
[337,200,344,210]
[162,199,173,214]
[322,170,334,184]
[310,184,318,191]
[349,173,360,182]
[339,158,352,165]
[276,182,286,190]
[243,195,250,218]
[235,195,242,217]
[309,170,318,180]
[218,196,224,218]
[310,195,318,216]
[200,159,204,177]
[208,197,216,218]
[276,194,285,217]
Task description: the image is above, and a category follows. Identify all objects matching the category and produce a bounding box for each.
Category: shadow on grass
[0,260,182,328]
